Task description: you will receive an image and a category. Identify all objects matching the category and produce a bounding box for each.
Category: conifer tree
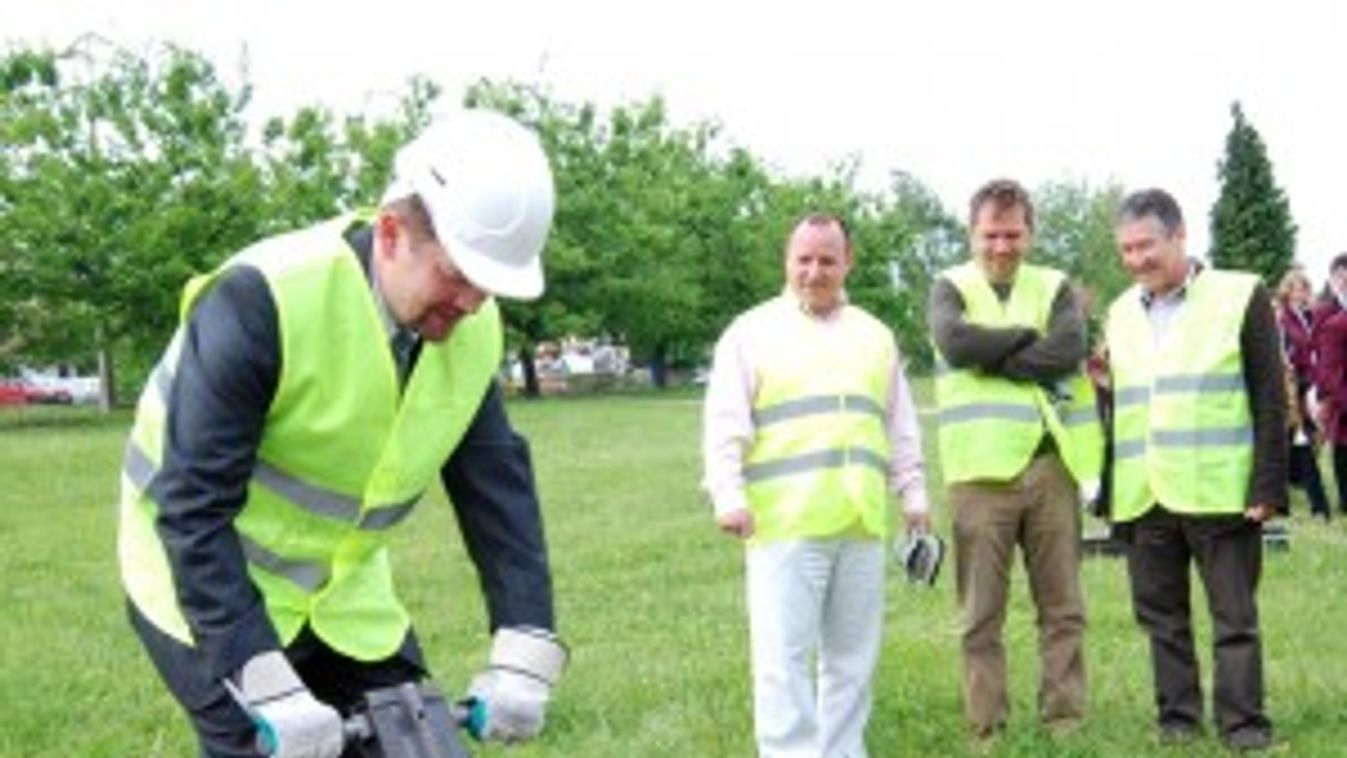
[1209,102,1297,285]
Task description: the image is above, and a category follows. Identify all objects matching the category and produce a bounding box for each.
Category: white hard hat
[383,109,554,300]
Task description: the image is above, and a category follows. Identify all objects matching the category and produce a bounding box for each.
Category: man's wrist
[711,492,749,519]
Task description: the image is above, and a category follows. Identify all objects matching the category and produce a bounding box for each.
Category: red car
[0,379,73,406]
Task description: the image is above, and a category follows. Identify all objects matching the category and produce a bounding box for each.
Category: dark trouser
[1289,379,1331,517]
[1288,441,1330,518]
[1334,444,1347,514]
[1125,508,1271,742]
[128,601,427,758]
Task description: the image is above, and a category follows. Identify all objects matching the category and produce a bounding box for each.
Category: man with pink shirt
[702,212,931,757]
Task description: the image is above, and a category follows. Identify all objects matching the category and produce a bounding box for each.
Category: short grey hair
[1117,188,1184,236]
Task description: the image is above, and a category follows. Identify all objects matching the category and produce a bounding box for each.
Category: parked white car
[19,370,101,405]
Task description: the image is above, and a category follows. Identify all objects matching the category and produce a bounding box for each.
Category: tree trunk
[97,345,116,412]
[519,345,541,398]
[650,343,669,389]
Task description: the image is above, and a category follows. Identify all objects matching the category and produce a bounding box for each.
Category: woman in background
[1277,267,1331,520]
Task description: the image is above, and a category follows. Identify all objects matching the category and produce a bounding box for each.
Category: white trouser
[746,538,886,758]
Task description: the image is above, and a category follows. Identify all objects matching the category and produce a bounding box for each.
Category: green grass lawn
[2,390,1346,757]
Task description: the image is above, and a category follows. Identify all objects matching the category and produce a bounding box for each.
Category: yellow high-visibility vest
[933,262,1103,485]
[1106,269,1257,521]
[743,296,895,544]
[118,213,501,661]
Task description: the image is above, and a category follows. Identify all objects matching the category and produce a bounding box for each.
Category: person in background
[1311,253,1347,516]
[702,212,931,758]
[1106,188,1282,751]
[1275,267,1330,520]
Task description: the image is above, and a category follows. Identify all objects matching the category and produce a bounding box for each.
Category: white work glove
[466,627,568,744]
[224,651,344,758]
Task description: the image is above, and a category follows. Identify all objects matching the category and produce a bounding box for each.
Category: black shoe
[1223,727,1273,752]
[1158,722,1202,745]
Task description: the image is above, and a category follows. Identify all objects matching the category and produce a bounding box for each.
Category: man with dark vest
[1106,188,1282,751]
[929,179,1102,743]
[118,110,566,757]
[702,213,930,757]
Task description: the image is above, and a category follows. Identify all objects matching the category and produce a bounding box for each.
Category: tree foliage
[466,81,788,387]
[1032,179,1129,336]
[2,38,1138,402]
[1209,101,1296,286]
[258,75,439,231]
[0,40,436,401]
[852,171,966,370]
[0,39,266,401]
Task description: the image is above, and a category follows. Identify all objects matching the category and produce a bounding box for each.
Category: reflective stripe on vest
[1110,368,1254,463]
[740,296,895,543]
[1055,373,1105,482]
[933,262,1103,485]
[239,534,328,593]
[131,336,423,538]
[126,438,422,538]
[1061,406,1100,427]
[753,394,885,427]
[744,447,889,483]
[1106,269,1257,521]
[118,213,501,657]
[938,403,1042,425]
[252,460,420,531]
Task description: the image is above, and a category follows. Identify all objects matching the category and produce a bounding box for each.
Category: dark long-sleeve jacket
[146,222,553,680]
[1278,304,1316,384]
[1311,300,1347,444]
[928,272,1087,384]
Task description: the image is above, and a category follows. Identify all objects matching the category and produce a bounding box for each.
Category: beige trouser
[950,452,1087,736]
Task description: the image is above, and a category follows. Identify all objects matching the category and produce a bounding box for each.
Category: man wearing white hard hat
[118,109,565,757]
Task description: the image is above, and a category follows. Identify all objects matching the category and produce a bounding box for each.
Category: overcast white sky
[6,0,1345,279]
